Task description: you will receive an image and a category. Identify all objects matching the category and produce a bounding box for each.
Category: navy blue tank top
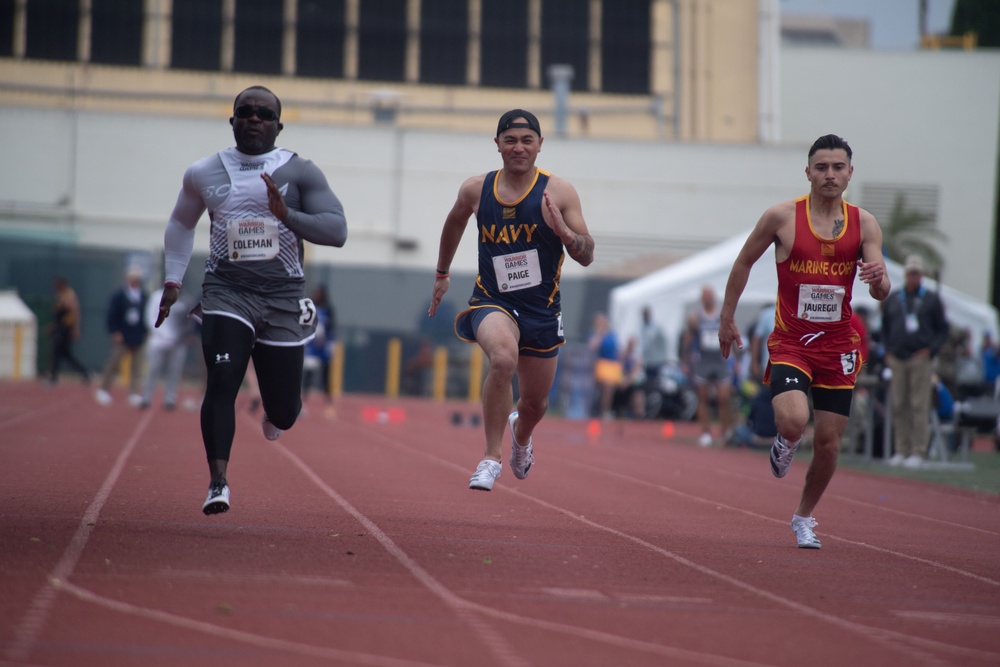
[470,169,565,317]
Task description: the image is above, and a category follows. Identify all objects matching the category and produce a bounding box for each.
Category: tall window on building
[420,0,467,85]
[171,0,223,72]
[26,0,78,61]
[481,0,528,89]
[91,0,143,66]
[297,0,346,78]
[602,0,650,94]
[541,0,589,92]
[358,0,406,82]
[234,0,283,75]
[0,0,15,57]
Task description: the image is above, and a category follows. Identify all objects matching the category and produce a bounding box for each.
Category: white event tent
[608,232,1000,362]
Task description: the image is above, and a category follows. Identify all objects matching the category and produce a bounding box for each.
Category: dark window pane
[358,0,406,82]
[171,0,222,71]
[0,0,14,57]
[26,0,78,61]
[91,0,142,66]
[541,0,588,91]
[234,0,283,75]
[297,0,346,78]
[601,0,650,93]
[481,0,527,88]
[420,0,466,85]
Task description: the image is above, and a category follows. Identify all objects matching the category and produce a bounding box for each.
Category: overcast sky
[779,0,957,50]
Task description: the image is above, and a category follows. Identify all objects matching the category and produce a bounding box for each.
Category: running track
[1,381,998,667]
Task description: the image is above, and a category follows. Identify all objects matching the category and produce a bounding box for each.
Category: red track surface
[1,380,998,667]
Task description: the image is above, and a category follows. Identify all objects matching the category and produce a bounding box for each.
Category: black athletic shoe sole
[203,500,229,515]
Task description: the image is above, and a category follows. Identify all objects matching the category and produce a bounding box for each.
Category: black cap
[497,109,542,137]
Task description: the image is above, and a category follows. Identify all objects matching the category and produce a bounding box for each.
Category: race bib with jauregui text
[797,284,845,322]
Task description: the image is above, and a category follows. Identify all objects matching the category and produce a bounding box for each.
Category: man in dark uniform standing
[428,109,595,491]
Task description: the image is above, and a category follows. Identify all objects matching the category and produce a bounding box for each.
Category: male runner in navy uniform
[428,109,595,490]
[156,86,348,514]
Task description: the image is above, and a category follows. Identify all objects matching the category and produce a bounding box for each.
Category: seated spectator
[729,380,777,450]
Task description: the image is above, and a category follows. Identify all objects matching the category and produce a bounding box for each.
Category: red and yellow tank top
[773,195,862,348]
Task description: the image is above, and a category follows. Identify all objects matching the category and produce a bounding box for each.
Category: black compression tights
[200,314,304,463]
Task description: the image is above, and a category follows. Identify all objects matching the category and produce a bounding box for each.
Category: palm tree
[880,192,947,274]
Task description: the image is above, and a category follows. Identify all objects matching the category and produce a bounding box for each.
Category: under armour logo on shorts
[215,353,231,364]
[785,377,799,384]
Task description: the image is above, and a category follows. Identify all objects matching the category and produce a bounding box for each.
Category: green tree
[880,192,947,274]
[950,0,1000,47]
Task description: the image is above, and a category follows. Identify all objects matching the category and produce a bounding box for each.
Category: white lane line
[52,580,447,667]
[343,420,1000,666]
[571,459,1000,588]
[4,408,156,663]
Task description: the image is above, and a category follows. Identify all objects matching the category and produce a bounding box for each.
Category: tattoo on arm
[833,218,844,237]
[566,233,595,266]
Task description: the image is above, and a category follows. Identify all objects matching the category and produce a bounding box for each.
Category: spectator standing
[682,285,734,447]
[139,287,191,410]
[48,276,90,384]
[880,255,949,467]
[589,312,622,419]
[636,306,668,419]
[982,331,1000,394]
[95,266,149,406]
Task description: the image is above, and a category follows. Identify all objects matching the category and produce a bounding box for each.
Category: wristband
[435,272,450,279]
[164,281,182,289]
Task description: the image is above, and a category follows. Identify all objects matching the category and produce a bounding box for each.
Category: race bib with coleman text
[493,249,542,293]
[226,218,280,261]
[797,284,845,322]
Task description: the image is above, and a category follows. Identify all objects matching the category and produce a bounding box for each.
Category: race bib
[493,249,542,293]
[797,284,845,322]
[700,329,720,350]
[227,218,280,261]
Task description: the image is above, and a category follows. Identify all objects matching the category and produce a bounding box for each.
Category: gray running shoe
[769,435,799,478]
[469,459,501,491]
[508,411,534,480]
[791,516,821,549]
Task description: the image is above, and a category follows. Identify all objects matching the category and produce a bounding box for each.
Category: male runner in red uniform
[718,134,890,548]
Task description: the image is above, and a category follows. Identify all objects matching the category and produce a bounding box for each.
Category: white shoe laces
[792,517,820,547]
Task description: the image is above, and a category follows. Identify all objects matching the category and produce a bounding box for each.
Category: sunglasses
[234,105,279,121]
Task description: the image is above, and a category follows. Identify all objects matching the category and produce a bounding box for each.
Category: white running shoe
[887,453,906,467]
[128,393,144,407]
[903,454,924,469]
[94,388,112,406]
[262,413,282,440]
[469,459,501,491]
[698,432,713,447]
[770,434,799,478]
[508,412,534,480]
[202,479,230,515]
[791,515,821,549]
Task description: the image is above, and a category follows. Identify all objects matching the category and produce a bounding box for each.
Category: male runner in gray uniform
[155,86,347,515]
[428,109,595,491]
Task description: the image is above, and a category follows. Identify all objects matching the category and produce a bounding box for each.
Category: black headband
[497,109,542,137]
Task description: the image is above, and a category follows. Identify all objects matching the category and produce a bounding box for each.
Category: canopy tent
[608,232,1000,362]
[0,289,37,380]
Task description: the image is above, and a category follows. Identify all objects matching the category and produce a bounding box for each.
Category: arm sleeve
[281,159,348,247]
[163,167,205,285]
